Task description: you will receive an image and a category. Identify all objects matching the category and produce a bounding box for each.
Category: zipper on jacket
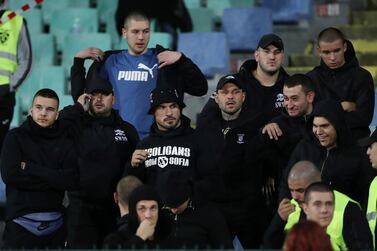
[320,150,330,175]
[222,126,231,139]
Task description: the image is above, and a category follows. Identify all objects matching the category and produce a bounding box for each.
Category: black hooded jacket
[198,59,289,129]
[59,103,139,203]
[0,117,79,221]
[125,115,198,191]
[279,99,375,205]
[307,40,375,140]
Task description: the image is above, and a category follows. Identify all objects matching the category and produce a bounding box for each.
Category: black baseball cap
[257,33,284,51]
[148,88,186,114]
[358,129,377,147]
[216,74,243,91]
[85,75,113,94]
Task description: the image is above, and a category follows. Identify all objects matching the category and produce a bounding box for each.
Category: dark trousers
[2,220,66,249]
[66,195,118,249]
[0,92,15,154]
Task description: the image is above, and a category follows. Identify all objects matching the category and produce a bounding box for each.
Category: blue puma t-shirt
[104,49,158,139]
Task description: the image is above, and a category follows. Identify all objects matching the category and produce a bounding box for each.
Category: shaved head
[288,160,321,183]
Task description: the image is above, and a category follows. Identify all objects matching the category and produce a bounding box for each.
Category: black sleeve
[0,131,49,190]
[175,53,208,96]
[262,213,287,249]
[204,207,233,249]
[344,69,375,128]
[70,57,86,102]
[343,202,373,250]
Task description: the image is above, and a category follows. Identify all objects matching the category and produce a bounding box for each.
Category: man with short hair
[126,87,197,192]
[102,175,143,246]
[72,11,207,139]
[279,99,374,205]
[263,161,373,250]
[195,74,266,249]
[60,73,139,248]
[199,33,289,129]
[307,26,374,140]
[0,88,79,249]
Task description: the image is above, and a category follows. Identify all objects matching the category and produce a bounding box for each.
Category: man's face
[288,179,310,207]
[313,116,337,150]
[283,85,314,117]
[89,92,114,117]
[30,96,59,128]
[303,191,334,228]
[136,200,159,225]
[367,142,377,168]
[318,39,346,69]
[215,83,245,115]
[254,44,284,75]
[154,102,181,131]
[122,19,150,55]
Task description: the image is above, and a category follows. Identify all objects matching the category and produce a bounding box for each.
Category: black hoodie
[198,59,289,129]
[279,99,375,206]
[0,116,79,221]
[307,40,375,140]
[125,115,198,192]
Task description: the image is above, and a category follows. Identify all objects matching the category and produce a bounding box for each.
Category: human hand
[278,198,295,221]
[262,122,282,140]
[136,219,156,240]
[77,93,92,111]
[131,149,149,167]
[20,162,26,170]
[157,51,182,68]
[75,47,105,62]
[341,101,356,112]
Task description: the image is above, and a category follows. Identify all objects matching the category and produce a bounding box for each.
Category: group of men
[1,7,377,251]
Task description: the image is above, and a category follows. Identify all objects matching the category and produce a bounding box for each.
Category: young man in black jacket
[307,27,375,140]
[0,88,79,249]
[279,99,374,206]
[195,74,266,249]
[126,87,197,193]
[60,74,139,248]
[263,160,373,250]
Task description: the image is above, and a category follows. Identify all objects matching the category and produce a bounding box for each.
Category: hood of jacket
[305,99,354,148]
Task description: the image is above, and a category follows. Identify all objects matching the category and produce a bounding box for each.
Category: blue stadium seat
[222,7,273,51]
[49,8,99,51]
[23,8,43,34]
[31,34,56,66]
[188,8,215,32]
[261,0,313,23]
[177,32,230,78]
[41,0,90,25]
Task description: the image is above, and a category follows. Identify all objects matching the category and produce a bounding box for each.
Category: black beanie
[148,88,186,114]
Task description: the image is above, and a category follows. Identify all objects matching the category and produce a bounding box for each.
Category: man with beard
[126,87,197,193]
[60,73,139,248]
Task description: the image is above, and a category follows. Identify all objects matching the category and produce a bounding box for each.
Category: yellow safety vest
[284,191,356,251]
[0,11,23,85]
[367,176,377,249]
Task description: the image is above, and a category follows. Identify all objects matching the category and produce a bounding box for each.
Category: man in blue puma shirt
[72,11,207,139]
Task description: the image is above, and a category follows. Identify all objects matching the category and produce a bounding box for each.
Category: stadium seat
[23,8,43,34]
[61,33,112,71]
[97,0,117,24]
[188,8,215,32]
[6,0,30,10]
[351,39,377,54]
[49,8,99,51]
[41,0,90,25]
[30,34,56,66]
[115,32,172,50]
[177,32,230,78]
[261,0,313,23]
[9,96,23,129]
[221,7,273,51]
[206,0,255,21]
[184,0,202,8]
